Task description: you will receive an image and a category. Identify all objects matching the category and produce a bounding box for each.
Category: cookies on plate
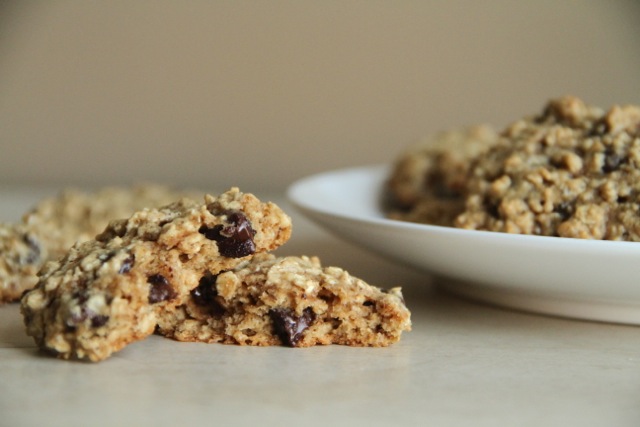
[157,253,411,347]
[387,96,640,241]
[456,96,640,240]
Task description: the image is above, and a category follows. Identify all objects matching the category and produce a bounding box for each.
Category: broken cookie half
[157,253,411,348]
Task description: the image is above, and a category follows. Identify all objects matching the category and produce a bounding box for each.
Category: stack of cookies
[3,187,411,361]
[387,96,640,241]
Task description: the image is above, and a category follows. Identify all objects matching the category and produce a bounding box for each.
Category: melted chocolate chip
[191,273,225,315]
[269,307,316,347]
[118,254,135,274]
[147,274,177,304]
[199,210,257,258]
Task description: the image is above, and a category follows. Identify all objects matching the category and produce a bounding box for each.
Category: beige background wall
[1,1,639,192]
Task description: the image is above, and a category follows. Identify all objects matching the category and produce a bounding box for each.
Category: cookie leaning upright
[20,188,292,361]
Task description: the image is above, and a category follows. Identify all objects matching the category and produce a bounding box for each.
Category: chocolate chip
[191,273,225,315]
[66,310,109,331]
[147,274,177,304]
[485,199,501,218]
[66,312,84,330]
[191,273,217,305]
[20,234,41,265]
[98,251,116,263]
[603,150,623,173]
[71,290,89,304]
[65,293,110,330]
[118,254,135,274]
[199,210,257,258]
[426,171,457,199]
[555,202,573,220]
[269,307,316,347]
[363,300,375,307]
[587,118,609,137]
[90,314,109,328]
[317,289,336,303]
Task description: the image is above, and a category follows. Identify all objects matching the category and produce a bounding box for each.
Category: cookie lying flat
[21,188,292,361]
[386,125,498,226]
[456,96,640,240]
[1,184,198,303]
[157,254,411,347]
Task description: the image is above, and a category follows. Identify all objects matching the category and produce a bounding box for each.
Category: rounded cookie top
[158,253,411,348]
[23,184,200,260]
[21,188,292,361]
[455,96,640,240]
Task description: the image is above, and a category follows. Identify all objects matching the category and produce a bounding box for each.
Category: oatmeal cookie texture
[157,253,411,347]
[456,96,640,240]
[0,223,46,303]
[21,188,293,361]
[387,125,499,226]
[0,184,198,303]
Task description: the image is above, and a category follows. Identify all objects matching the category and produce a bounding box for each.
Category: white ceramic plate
[288,164,640,325]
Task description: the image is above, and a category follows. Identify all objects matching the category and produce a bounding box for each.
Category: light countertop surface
[1,187,639,427]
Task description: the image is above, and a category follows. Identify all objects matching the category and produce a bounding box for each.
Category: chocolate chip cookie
[456,96,640,240]
[387,125,499,226]
[21,188,293,361]
[157,253,411,347]
[1,184,197,303]
[0,223,46,303]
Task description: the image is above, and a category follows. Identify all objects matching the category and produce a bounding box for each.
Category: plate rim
[287,164,640,325]
[287,163,640,252]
